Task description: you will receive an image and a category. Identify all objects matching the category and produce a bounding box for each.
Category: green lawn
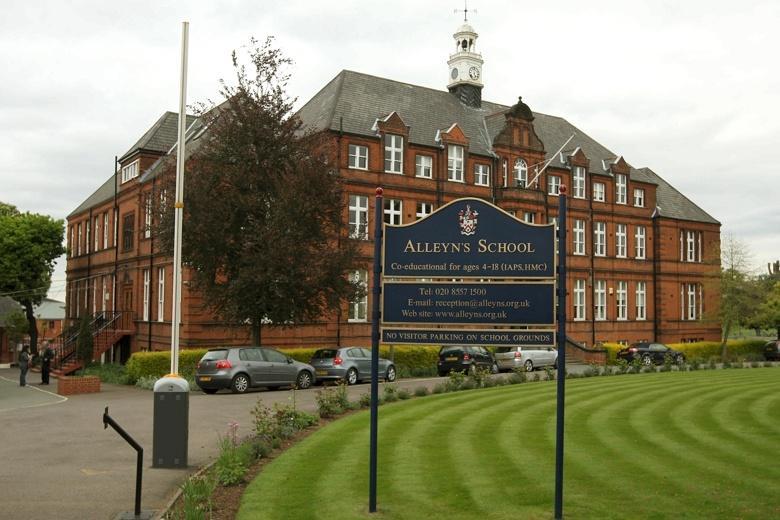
[238,369,780,519]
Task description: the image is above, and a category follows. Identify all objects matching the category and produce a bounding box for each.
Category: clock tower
[447,19,484,108]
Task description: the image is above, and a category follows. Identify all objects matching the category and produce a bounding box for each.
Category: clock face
[451,68,458,80]
[469,66,480,80]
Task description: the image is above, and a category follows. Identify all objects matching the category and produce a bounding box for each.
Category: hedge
[601,339,766,364]
[125,345,441,383]
[125,350,207,384]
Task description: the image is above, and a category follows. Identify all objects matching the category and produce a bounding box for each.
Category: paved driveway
[0,364,584,519]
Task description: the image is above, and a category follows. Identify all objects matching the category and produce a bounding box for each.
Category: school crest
[458,205,479,236]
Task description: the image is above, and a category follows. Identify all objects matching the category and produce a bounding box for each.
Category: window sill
[448,178,465,183]
[347,319,368,323]
[348,166,368,171]
[475,182,490,187]
[384,170,404,175]
[416,175,432,179]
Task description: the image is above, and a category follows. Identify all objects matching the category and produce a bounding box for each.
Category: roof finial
[454,0,476,22]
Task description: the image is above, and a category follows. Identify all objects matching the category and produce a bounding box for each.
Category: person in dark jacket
[41,341,54,385]
[19,345,31,387]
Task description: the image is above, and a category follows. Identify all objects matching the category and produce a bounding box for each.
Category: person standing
[19,345,31,387]
[41,342,54,385]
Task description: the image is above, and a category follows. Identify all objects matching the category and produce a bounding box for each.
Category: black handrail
[103,406,143,518]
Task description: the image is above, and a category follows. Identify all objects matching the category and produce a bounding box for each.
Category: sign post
[369,187,383,513]
[554,186,567,519]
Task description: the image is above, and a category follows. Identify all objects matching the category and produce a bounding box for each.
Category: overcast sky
[1,0,778,301]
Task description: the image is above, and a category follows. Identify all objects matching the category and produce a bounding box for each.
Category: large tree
[717,235,755,358]
[159,37,360,345]
[0,203,65,353]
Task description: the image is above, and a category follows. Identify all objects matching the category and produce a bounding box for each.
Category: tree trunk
[720,322,731,361]
[250,319,262,347]
[23,300,38,355]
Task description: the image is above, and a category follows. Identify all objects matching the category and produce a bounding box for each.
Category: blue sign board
[382,328,555,347]
[382,282,554,326]
[383,198,555,279]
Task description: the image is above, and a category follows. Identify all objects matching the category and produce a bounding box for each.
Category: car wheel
[385,365,397,382]
[642,355,653,366]
[346,368,358,385]
[524,360,534,372]
[201,388,218,395]
[490,362,499,374]
[296,370,313,390]
[231,373,250,394]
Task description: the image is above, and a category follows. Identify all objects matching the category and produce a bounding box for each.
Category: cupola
[447,16,484,108]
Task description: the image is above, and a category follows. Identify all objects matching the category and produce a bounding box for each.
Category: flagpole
[170,21,189,376]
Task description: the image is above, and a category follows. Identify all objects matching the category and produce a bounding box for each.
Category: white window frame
[447,145,464,182]
[69,226,74,257]
[384,134,403,174]
[593,182,606,202]
[103,212,109,249]
[635,226,646,259]
[142,269,150,322]
[573,166,586,199]
[85,220,90,254]
[633,188,645,207]
[616,224,627,258]
[92,279,97,314]
[77,223,82,256]
[121,160,139,184]
[94,216,100,251]
[416,202,432,220]
[415,154,432,178]
[686,231,696,262]
[616,281,628,320]
[349,270,368,322]
[157,267,165,322]
[384,198,402,225]
[348,144,369,170]
[595,280,606,321]
[548,175,561,196]
[636,281,646,321]
[684,283,699,321]
[348,195,369,240]
[523,212,535,224]
[574,279,586,321]
[101,276,107,313]
[113,209,118,247]
[474,164,490,186]
[594,221,606,257]
[573,219,586,255]
[144,197,152,239]
[615,174,627,204]
[513,159,527,188]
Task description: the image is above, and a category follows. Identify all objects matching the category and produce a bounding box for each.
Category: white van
[494,346,558,372]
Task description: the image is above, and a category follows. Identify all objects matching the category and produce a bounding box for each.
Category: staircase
[51,312,133,376]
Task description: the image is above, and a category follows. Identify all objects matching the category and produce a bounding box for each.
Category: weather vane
[454,0,477,22]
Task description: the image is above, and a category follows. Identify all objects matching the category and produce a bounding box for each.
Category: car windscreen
[439,346,464,356]
[495,347,514,353]
[312,349,339,359]
[201,349,228,361]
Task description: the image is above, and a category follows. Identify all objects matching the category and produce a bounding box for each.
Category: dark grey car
[309,347,396,385]
[195,347,316,394]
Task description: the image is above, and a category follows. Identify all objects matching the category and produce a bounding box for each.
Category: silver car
[195,347,316,394]
[494,346,558,372]
[309,347,396,385]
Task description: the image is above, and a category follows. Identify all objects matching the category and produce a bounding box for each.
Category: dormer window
[121,160,139,184]
[573,166,586,199]
[593,182,606,202]
[548,175,561,196]
[447,145,464,182]
[615,174,627,204]
[384,135,403,174]
[634,188,645,207]
[513,159,527,187]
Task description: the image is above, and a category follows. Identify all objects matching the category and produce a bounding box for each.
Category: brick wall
[58,375,101,395]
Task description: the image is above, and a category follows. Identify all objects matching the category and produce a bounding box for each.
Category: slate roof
[297,70,718,225]
[70,111,196,218]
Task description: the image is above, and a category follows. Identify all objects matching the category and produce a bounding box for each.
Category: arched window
[513,159,528,188]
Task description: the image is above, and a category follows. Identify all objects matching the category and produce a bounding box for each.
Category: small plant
[751,361,760,368]
[178,474,215,520]
[616,359,629,374]
[544,366,555,380]
[690,360,701,371]
[468,367,492,388]
[493,375,509,386]
[530,373,540,382]
[764,361,774,368]
[383,384,399,402]
[397,388,412,400]
[432,383,447,394]
[214,422,252,486]
[630,358,643,374]
[707,358,717,370]
[359,392,371,407]
[722,360,732,369]
[662,354,674,372]
[413,386,430,397]
[446,371,466,391]
[315,385,348,418]
[134,375,158,390]
[510,368,527,384]
[602,366,614,376]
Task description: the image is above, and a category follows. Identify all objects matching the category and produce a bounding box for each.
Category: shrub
[315,384,350,418]
[446,371,466,391]
[493,375,509,386]
[751,361,761,368]
[616,359,629,374]
[81,363,129,384]
[468,367,492,388]
[134,375,158,390]
[383,384,399,402]
[358,393,371,408]
[530,373,540,382]
[413,386,430,397]
[397,388,412,400]
[764,362,774,368]
[510,368,528,383]
[125,349,207,384]
[432,383,446,394]
[544,366,555,380]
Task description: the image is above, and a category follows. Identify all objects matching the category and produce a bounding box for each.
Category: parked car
[494,346,558,372]
[437,345,498,376]
[195,347,316,394]
[616,342,685,365]
[764,340,780,361]
[308,347,396,385]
